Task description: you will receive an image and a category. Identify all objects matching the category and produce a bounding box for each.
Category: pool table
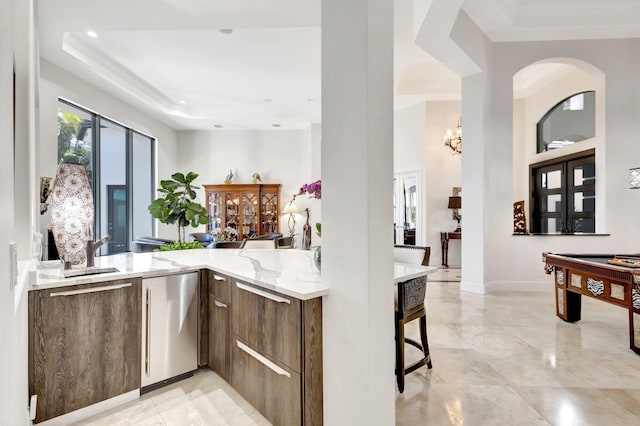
[543,253,640,355]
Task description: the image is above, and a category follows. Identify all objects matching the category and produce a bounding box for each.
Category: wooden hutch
[204,184,281,241]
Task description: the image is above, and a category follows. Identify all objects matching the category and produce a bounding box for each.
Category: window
[537,91,595,152]
[530,150,595,234]
[57,99,155,254]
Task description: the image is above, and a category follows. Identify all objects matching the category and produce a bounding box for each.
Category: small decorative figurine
[224,169,234,184]
[513,200,528,234]
[252,172,262,184]
[302,208,312,250]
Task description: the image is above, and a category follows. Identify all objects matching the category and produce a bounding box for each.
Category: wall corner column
[322,0,395,423]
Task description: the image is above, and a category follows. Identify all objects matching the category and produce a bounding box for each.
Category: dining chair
[394,244,430,266]
[393,245,432,393]
[210,241,242,249]
[240,239,277,249]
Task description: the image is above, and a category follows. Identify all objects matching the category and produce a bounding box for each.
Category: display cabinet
[204,184,281,241]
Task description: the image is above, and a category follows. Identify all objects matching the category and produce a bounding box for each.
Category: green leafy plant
[148,172,208,242]
[57,109,93,183]
[154,241,204,251]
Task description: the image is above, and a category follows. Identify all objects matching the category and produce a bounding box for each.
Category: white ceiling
[37,0,640,131]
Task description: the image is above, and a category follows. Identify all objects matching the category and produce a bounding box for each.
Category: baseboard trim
[460,280,553,294]
[484,280,552,293]
[460,280,486,294]
[36,390,139,425]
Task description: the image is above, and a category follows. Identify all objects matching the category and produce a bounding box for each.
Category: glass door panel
[261,192,278,234]
[393,171,420,245]
[57,101,94,187]
[99,119,127,255]
[209,192,223,240]
[131,132,153,240]
[242,193,258,238]
[541,169,562,189]
[224,193,240,240]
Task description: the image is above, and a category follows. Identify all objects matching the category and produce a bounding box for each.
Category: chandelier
[444,118,462,155]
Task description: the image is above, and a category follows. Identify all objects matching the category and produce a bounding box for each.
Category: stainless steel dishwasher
[141,272,198,391]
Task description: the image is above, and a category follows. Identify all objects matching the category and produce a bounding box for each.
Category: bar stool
[394,245,432,393]
[395,275,432,392]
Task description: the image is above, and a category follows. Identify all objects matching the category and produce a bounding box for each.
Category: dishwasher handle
[145,287,150,377]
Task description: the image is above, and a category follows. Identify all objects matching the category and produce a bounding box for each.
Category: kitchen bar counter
[28,249,436,299]
[29,249,326,300]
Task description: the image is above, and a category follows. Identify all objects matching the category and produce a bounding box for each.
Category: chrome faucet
[86,235,110,267]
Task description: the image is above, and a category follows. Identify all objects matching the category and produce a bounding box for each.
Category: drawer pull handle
[213,274,226,282]
[235,282,290,304]
[50,283,132,297]
[237,340,290,378]
[214,300,227,308]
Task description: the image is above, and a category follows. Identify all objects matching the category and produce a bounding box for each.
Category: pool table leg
[554,268,581,322]
[631,277,640,355]
[564,291,582,322]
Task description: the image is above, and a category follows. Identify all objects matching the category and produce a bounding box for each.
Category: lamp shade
[50,163,94,265]
[447,196,462,209]
[283,201,299,214]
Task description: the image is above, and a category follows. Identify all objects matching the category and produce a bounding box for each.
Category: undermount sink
[63,267,119,278]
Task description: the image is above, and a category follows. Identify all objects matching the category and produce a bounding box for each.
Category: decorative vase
[313,246,321,272]
[302,208,311,250]
[50,163,94,265]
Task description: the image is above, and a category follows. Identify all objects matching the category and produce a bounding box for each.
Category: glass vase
[313,246,321,272]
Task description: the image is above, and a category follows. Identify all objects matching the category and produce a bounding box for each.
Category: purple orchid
[299,180,322,199]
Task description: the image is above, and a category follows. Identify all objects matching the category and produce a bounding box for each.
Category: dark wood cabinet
[204,183,281,241]
[232,337,302,426]
[232,280,302,371]
[28,278,141,423]
[208,272,231,382]
[230,279,323,426]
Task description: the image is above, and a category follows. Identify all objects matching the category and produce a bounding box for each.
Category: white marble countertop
[393,263,438,283]
[28,249,437,300]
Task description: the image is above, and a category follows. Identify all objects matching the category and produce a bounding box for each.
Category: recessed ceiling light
[86,31,98,38]
[219,29,233,35]
[178,100,187,104]
[272,123,281,128]
[214,124,223,128]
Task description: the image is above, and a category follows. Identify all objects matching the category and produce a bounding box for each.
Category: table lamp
[283,200,299,240]
[447,196,462,232]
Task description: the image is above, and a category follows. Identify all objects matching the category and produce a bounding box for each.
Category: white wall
[0,0,34,424]
[394,101,463,266]
[512,68,599,229]
[38,59,179,243]
[394,102,427,246]
[425,101,462,266]
[453,32,640,291]
[176,129,317,247]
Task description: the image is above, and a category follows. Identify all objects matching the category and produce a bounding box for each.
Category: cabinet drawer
[232,281,301,371]
[231,337,301,426]
[208,295,230,382]
[208,271,230,303]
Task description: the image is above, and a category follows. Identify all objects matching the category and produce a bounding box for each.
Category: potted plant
[148,172,208,250]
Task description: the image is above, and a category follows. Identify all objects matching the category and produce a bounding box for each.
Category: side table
[440,231,461,268]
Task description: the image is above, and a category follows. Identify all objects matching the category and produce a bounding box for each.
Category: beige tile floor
[74,268,640,425]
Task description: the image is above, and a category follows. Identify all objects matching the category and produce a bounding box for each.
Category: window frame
[529,148,595,234]
[536,90,596,153]
[57,98,156,253]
